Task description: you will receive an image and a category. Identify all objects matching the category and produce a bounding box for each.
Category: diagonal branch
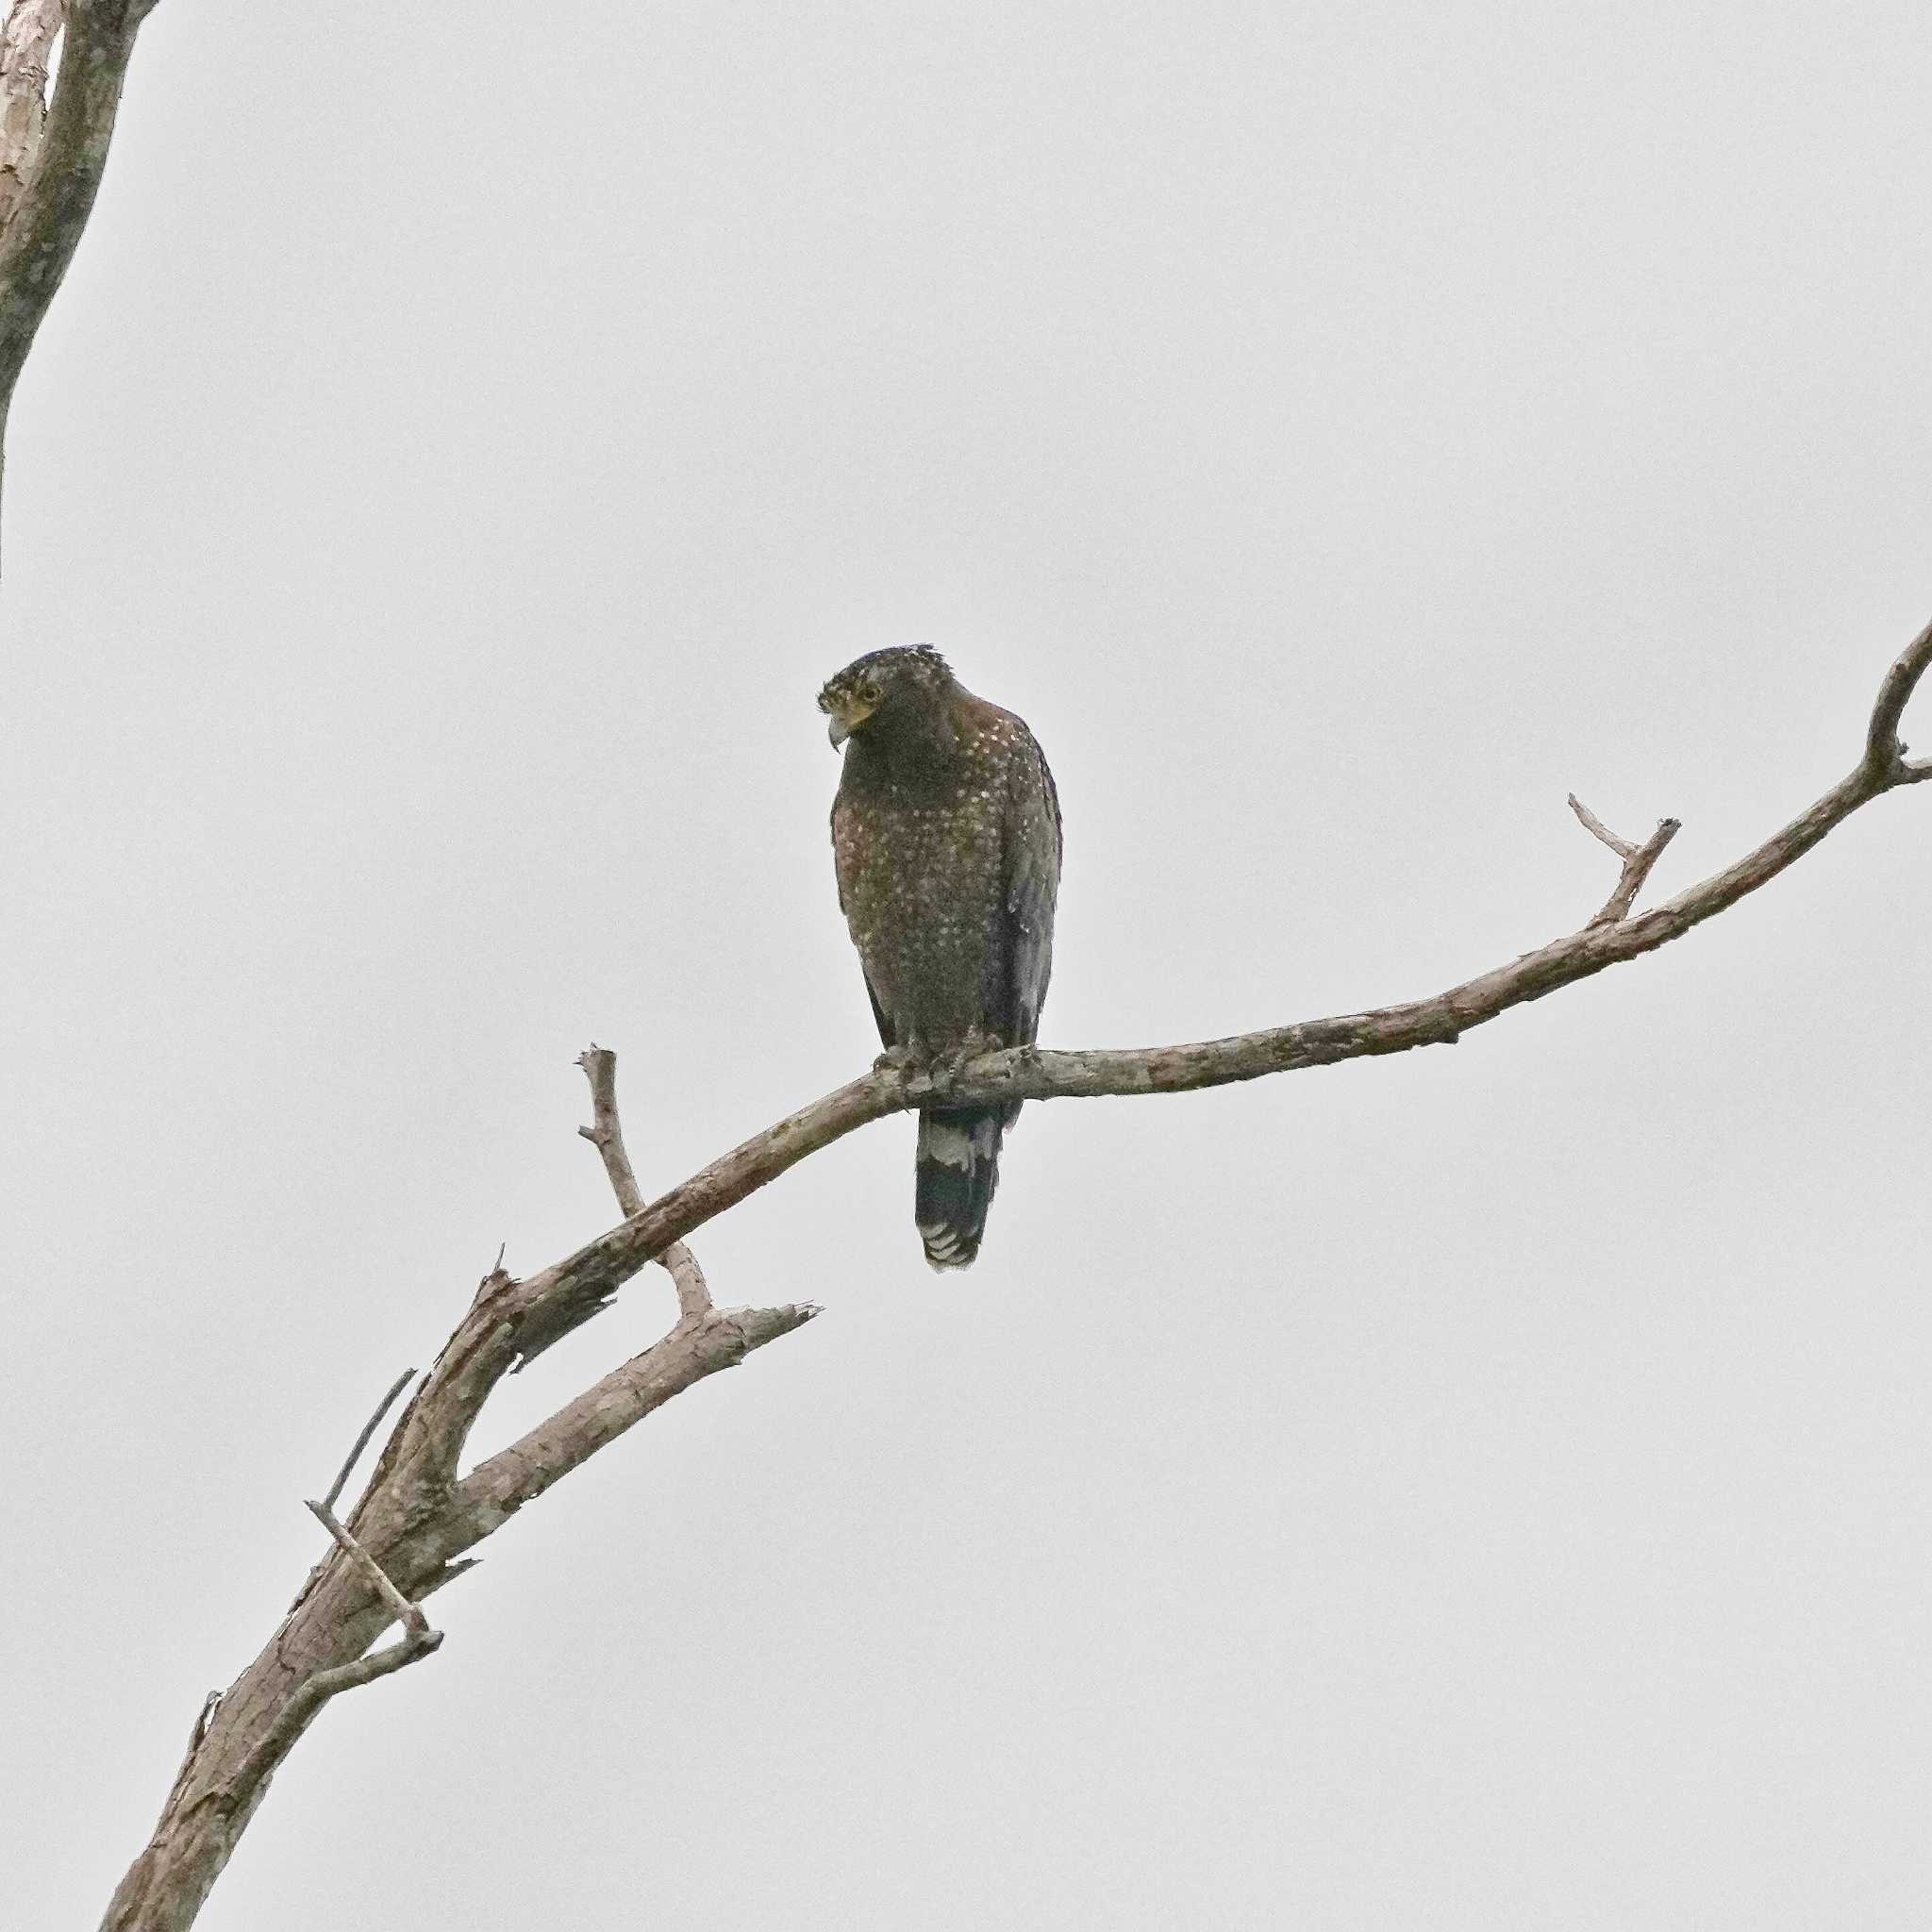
[250,1500,446,1786]
[488,619,1932,1362]
[102,1052,816,1932]
[0,0,155,389]
[0,0,159,556]
[224,1554,442,1842]
[99,622,1930,1931]
[303,1499,438,1641]
[317,622,1932,1629]
[322,1368,413,1514]
[405,1296,819,1580]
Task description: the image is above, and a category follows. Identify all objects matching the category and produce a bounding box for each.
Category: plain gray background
[8,3,1930,1925]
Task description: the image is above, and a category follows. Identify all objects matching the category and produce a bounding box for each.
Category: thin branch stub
[578,1043,713,1321]
[322,1368,414,1514]
[303,1498,436,1641]
[1568,793,1681,924]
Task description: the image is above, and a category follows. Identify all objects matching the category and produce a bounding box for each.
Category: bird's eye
[859,681,881,705]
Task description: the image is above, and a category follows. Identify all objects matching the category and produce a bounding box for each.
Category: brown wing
[999,720,1061,1049]
[832,793,896,1050]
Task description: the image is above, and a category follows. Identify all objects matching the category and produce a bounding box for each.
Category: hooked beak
[824,691,877,747]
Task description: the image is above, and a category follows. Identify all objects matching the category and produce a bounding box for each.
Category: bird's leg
[952,1024,1002,1072]
[929,1026,1003,1098]
[873,1035,929,1077]
[876,1030,1003,1097]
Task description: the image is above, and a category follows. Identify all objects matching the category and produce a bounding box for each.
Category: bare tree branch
[223,1614,444,1840]
[0,0,61,233]
[1565,791,1636,860]
[511,1047,719,1368]
[412,1296,819,1574]
[100,1053,817,1932]
[577,1043,647,1214]
[0,0,159,552]
[303,1499,438,1641]
[0,0,156,372]
[479,620,1932,1374]
[661,1241,713,1322]
[100,625,1930,1930]
[578,1042,711,1319]
[152,1692,219,1832]
[1867,625,1932,778]
[1567,794,1681,925]
[321,1368,414,1514]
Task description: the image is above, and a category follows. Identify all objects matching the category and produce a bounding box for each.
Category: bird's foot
[928,1028,1004,1097]
[876,1033,1006,1095]
[951,1025,1003,1071]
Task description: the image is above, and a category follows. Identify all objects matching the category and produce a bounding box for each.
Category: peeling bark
[0,0,62,233]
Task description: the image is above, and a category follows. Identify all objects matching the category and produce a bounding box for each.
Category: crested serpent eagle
[819,646,1061,1269]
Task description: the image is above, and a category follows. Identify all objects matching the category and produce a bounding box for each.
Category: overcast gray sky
[8,3,1932,1925]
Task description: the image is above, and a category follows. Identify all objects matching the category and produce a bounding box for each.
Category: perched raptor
[819,645,1061,1269]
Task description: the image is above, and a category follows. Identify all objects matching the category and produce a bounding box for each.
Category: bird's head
[816,644,955,749]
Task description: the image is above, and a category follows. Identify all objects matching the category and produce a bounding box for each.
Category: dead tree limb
[99,1051,818,1932]
[581,1043,711,1315]
[493,618,1932,1368]
[1566,793,1681,925]
[320,1368,413,1514]
[99,624,1931,1931]
[0,0,161,555]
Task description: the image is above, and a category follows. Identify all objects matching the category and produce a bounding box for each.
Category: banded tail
[915,1105,1005,1270]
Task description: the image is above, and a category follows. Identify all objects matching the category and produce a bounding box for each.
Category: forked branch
[1567,795,1681,925]
[100,1050,816,1932]
[101,623,1931,1931]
